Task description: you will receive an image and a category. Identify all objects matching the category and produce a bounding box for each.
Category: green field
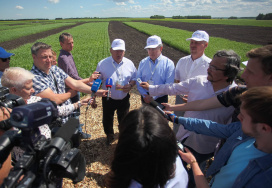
[9,22,110,78]
[124,22,260,63]
[0,18,268,74]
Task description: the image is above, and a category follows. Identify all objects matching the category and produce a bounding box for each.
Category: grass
[9,22,110,79]
[0,22,75,43]
[148,18,272,27]
[124,22,261,63]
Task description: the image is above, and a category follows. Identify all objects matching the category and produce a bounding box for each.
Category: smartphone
[177,141,185,152]
[137,78,142,84]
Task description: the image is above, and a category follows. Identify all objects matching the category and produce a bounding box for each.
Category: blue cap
[0,47,15,58]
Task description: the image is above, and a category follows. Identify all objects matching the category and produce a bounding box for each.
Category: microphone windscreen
[91,79,102,93]
[53,118,78,142]
[105,78,113,88]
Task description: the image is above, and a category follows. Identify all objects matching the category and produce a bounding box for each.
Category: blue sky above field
[1,0,272,20]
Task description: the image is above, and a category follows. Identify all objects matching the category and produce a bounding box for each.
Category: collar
[60,49,72,56]
[149,54,162,64]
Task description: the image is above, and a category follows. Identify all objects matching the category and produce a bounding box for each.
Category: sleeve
[164,59,175,84]
[136,60,149,97]
[32,75,50,95]
[178,116,241,139]
[57,104,75,117]
[149,78,191,96]
[58,56,82,80]
[217,85,247,108]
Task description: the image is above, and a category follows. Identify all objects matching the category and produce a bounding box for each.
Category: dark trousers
[102,94,130,135]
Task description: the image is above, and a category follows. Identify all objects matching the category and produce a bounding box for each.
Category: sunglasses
[1,57,11,62]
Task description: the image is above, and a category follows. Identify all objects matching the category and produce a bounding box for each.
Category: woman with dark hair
[107,105,188,188]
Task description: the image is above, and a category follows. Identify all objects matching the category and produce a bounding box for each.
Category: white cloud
[48,0,60,4]
[15,5,24,10]
[128,0,136,3]
[80,6,83,8]
[130,5,142,10]
[44,6,48,9]
[116,2,126,5]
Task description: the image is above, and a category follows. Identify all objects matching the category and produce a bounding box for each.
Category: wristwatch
[77,101,82,108]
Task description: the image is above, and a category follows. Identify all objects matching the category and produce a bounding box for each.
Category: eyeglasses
[0,57,10,62]
[208,64,225,71]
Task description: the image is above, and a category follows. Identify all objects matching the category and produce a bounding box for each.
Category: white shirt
[149,76,236,154]
[96,56,137,100]
[175,54,211,82]
[128,156,188,188]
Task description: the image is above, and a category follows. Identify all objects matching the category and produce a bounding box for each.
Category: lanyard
[149,58,160,81]
[111,60,123,81]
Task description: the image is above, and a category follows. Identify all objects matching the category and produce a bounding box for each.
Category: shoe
[80,132,91,139]
[106,134,114,145]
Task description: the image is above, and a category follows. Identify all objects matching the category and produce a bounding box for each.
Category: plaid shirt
[31,65,72,122]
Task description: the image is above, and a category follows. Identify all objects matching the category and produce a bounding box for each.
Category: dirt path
[136,20,272,45]
[108,21,187,68]
[0,22,86,50]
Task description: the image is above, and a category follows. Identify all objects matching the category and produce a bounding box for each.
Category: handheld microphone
[90,79,102,98]
[105,78,113,101]
[86,79,102,110]
[149,100,172,121]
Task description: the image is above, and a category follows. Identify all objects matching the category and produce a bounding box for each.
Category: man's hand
[143,94,152,104]
[95,89,109,97]
[89,71,101,82]
[161,103,173,111]
[122,83,132,93]
[140,82,150,90]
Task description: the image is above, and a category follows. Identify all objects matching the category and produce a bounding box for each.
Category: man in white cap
[0,47,14,86]
[173,30,211,134]
[96,39,137,145]
[136,35,175,106]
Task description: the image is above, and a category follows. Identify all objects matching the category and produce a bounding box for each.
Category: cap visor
[144,44,160,49]
[186,37,205,41]
[112,47,125,51]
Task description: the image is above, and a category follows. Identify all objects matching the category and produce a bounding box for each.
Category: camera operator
[1,67,93,161]
[0,107,12,185]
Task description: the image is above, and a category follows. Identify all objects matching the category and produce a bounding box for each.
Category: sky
[1,0,272,20]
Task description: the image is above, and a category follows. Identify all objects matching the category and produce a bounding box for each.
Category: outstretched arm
[162,95,222,112]
[178,149,210,188]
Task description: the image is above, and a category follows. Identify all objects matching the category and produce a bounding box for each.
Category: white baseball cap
[242,61,248,66]
[111,39,125,51]
[144,35,162,49]
[186,30,209,42]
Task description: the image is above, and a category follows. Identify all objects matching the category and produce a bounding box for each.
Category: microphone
[86,79,102,110]
[105,78,113,101]
[149,100,172,121]
[90,79,102,98]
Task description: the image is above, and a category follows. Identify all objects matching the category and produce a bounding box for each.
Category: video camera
[0,88,86,187]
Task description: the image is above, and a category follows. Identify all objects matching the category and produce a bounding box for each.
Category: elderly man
[136,35,175,106]
[96,39,137,145]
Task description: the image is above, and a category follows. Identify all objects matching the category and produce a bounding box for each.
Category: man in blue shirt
[137,35,175,105]
[175,86,272,188]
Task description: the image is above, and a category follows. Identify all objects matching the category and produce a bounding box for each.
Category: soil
[136,20,272,45]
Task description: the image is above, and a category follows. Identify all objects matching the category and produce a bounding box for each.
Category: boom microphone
[106,78,113,101]
[149,100,172,121]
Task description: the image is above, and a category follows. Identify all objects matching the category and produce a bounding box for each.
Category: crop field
[0,18,271,187]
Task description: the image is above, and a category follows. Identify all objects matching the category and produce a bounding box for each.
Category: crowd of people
[0,29,272,187]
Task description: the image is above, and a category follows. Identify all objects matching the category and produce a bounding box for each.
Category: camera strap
[51,71,60,94]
